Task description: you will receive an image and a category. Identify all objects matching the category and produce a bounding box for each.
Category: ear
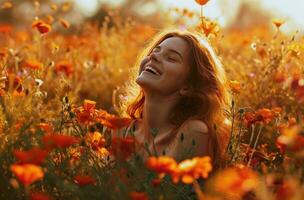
[179,86,190,96]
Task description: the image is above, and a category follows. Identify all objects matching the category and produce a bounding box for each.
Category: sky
[73,0,304,33]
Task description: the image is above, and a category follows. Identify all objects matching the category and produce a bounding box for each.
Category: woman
[116,29,231,168]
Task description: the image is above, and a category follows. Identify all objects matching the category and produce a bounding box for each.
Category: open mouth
[144,65,161,76]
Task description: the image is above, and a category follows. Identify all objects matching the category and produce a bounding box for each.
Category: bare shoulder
[178,119,209,135]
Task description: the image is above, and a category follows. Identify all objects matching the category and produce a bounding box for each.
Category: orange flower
[100,116,133,130]
[96,109,132,130]
[0,24,12,34]
[290,75,304,103]
[198,21,218,37]
[276,125,304,153]
[24,59,42,70]
[174,156,212,184]
[195,0,209,6]
[38,123,53,133]
[129,192,149,200]
[1,2,13,9]
[55,60,73,76]
[146,156,178,175]
[110,136,135,160]
[45,15,54,24]
[59,18,70,29]
[84,99,96,111]
[74,175,96,186]
[10,164,44,186]
[43,134,79,149]
[4,74,23,93]
[229,80,241,93]
[243,112,256,127]
[255,108,274,124]
[214,166,258,198]
[272,19,285,29]
[272,107,282,116]
[85,131,106,150]
[0,47,8,59]
[273,71,286,83]
[243,108,275,127]
[32,20,51,34]
[14,148,49,165]
[50,4,57,11]
[30,191,53,200]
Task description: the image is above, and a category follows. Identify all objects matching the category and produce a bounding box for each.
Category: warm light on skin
[74,0,304,33]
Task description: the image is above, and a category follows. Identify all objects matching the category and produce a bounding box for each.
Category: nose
[150,51,161,62]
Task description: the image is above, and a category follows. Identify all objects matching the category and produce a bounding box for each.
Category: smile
[144,65,162,76]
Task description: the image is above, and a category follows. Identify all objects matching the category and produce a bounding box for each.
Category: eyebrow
[155,46,183,61]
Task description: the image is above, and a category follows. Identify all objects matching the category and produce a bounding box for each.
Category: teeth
[145,66,160,75]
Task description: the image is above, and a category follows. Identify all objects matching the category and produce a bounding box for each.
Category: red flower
[243,108,275,127]
[74,175,96,186]
[43,134,79,150]
[110,136,135,160]
[10,164,44,186]
[83,99,96,111]
[195,0,209,6]
[129,192,149,200]
[38,123,53,133]
[55,61,73,76]
[96,109,132,130]
[30,191,53,200]
[14,148,49,165]
[32,20,51,34]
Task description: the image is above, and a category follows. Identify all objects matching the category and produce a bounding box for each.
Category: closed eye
[167,57,176,61]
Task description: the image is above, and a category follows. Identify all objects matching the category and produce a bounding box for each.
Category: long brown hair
[118,29,231,167]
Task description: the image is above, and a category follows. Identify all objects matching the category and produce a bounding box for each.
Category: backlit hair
[118,29,231,168]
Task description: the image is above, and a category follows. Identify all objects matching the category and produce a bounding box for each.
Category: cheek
[138,56,150,75]
[166,64,188,82]
[161,64,189,89]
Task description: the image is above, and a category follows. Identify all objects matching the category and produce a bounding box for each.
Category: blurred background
[0,0,303,35]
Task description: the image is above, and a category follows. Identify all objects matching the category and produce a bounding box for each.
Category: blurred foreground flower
[129,191,149,200]
[110,136,135,160]
[147,156,212,184]
[30,191,53,200]
[212,166,258,199]
[43,134,79,150]
[276,125,304,154]
[14,148,49,165]
[10,164,44,186]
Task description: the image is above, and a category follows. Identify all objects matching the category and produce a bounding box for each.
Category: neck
[140,91,180,140]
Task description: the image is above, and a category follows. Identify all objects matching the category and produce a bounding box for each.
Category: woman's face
[136,37,191,96]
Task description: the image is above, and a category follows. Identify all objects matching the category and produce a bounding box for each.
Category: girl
[115,29,231,168]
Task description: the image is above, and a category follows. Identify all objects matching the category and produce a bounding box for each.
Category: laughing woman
[115,29,231,168]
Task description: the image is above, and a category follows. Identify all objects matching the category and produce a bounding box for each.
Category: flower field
[0,0,304,199]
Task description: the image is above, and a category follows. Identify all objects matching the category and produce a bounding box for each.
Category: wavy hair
[118,29,231,167]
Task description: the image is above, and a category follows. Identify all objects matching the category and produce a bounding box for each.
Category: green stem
[247,125,263,167]
[226,101,235,154]
[245,124,255,156]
